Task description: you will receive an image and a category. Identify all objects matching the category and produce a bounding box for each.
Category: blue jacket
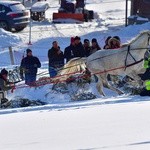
[20,55,41,74]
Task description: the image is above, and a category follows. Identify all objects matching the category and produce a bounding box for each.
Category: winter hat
[1,68,8,75]
[84,39,89,43]
[113,36,121,42]
[70,37,75,43]
[92,38,97,43]
[26,49,32,54]
[74,36,81,41]
[108,37,120,46]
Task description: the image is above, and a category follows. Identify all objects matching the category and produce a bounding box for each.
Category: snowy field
[0,0,150,149]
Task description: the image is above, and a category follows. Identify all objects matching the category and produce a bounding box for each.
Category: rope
[15,58,144,90]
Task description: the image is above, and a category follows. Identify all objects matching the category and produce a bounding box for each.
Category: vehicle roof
[0,1,21,7]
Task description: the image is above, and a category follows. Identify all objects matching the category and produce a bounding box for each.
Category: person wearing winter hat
[108,36,121,49]
[64,37,75,63]
[91,38,101,54]
[20,49,41,86]
[0,68,15,106]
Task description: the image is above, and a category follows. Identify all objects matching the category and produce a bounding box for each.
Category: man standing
[72,36,85,58]
[48,41,64,77]
[83,39,91,57]
[20,49,41,86]
[64,37,75,63]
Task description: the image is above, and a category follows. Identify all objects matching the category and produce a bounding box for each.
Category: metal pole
[9,46,15,65]
[125,0,128,26]
[28,17,32,45]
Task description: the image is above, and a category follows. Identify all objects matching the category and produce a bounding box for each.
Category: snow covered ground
[0,0,150,149]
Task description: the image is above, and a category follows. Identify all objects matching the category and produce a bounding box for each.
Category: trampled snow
[0,0,150,149]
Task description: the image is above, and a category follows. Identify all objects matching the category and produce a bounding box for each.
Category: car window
[0,5,6,13]
[10,3,25,11]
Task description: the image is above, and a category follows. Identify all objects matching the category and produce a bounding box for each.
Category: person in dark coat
[90,38,101,54]
[72,36,85,58]
[83,39,91,57]
[48,41,64,77]
[61,0,75,13]
[64,37,75,63]
[76,0,85,8]
[20,49,41,86]
[0,69,15,105]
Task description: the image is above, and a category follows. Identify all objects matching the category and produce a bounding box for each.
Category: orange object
[53,13,84,22]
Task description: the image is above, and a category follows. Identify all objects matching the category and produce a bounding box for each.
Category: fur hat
[108,37,120,46]
[26,49,32,54]
[113,36,121,42]
[1,68,8,75]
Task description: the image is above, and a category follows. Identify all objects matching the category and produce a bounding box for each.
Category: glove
[11,86,16,93]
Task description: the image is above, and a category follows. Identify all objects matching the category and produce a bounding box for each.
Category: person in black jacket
[48,41,64,77]
[20,49,41,86]
[72,36,85,58]
[83,39,91,57]
[64,37,75,63]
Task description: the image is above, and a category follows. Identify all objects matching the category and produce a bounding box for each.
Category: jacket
[64,45,75,62]
[20,55,41,74]
[48,47,64,68]
[72,42,85,58]
[0,74,13,91]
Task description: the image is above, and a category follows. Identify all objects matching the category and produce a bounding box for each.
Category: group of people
[1,34,150,105]
[19,35,121,84]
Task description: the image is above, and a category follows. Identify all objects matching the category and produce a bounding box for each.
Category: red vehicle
[53,0,94,23]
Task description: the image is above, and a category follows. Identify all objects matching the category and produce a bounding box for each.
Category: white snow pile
[0,28,22,48]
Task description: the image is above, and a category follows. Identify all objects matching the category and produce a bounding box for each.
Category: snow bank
[0,29,22,48]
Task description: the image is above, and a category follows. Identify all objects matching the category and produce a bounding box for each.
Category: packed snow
[0,0,150,149]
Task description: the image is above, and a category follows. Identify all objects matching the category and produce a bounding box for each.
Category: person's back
[61,0,75,13]
[76,0,85,8]
[64,37,75,63]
